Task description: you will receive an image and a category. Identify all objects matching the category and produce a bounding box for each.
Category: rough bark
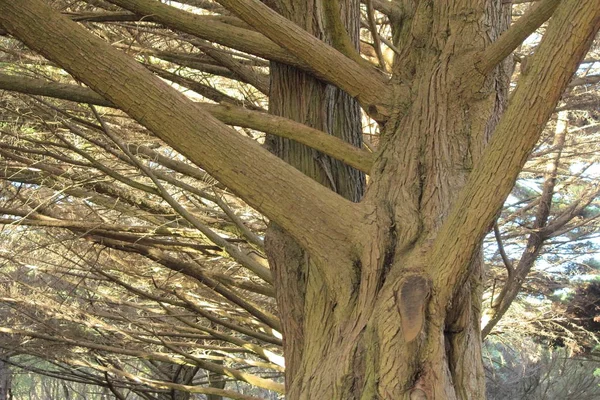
[273,1,510,396]
[268,0,506,398]
[1,0,599,399]
[0,0,363,276]
[264,0,365,390]
[216,0,390,114]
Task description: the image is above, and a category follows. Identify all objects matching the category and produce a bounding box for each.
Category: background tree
[0,0,598,399]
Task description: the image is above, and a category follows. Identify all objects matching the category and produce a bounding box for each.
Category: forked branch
[430,0,600,304]
[0,0,361,273]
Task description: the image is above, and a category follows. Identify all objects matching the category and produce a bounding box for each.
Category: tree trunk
[3,0,598,398]
[264,0,365,389]
[0,358,10,400]
[267,1,511,398]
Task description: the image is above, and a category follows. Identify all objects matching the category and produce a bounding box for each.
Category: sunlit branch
[431,0,600,305]
[0,73,374,172]
[475,0,560,74]
[215,0,392,116]
[90,106,272,283]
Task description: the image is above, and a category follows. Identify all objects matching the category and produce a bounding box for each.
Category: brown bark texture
[0,0,599,399]
[264,0,365,393]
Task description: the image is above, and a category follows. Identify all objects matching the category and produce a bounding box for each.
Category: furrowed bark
[264,0,366,392]
[2,0,597,398]
[296,0,508,397]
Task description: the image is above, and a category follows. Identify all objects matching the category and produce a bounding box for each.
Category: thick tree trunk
[3,0,597,399]
[267,1,510,398]
[264,0,365,391]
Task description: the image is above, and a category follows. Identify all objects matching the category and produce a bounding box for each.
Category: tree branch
[0,326,281,396]
[89,105,273,283]
[190,39,270,95]
[0,0,362,294]
[87,236,281,332]
[215,0,392,116]
[568,74,600,87]
[323,0,366,66]
[206,103,373,173]
[493,222,514,277]
[103,0,301,68]
[0,73,113,106]
[0,73,373,173]
[365,0,386,70]
[145,65,264,110]
[361,0,403,22]
[430,0,600,304]
[475,0,560,74]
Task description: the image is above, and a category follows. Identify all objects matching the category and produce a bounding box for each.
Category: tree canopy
[0,0,599,399]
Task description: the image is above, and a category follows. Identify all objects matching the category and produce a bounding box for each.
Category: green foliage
[485,338,600,400]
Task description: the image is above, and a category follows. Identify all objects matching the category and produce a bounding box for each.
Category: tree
[484,337,600,400]
[0,0,599,398]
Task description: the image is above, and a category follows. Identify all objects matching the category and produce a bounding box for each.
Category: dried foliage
[0,0,598,398]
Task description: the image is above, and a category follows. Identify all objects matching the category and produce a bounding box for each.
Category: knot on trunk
[409,388,428,400]
[396,275,431,342]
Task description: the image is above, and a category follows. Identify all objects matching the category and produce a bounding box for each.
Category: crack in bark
[378,218,397,292]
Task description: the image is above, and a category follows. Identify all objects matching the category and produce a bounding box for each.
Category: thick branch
[431,0,600,304]
[215,0,392,115]
[205,104,374,173]
[0,73,113,106]
[482,112,567,338]
[475,0,560,74]
[103,0,302,67]
[10,31,362,262]
[0,73,373,172]
[68,10,144,22]
[568,74,600,87]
